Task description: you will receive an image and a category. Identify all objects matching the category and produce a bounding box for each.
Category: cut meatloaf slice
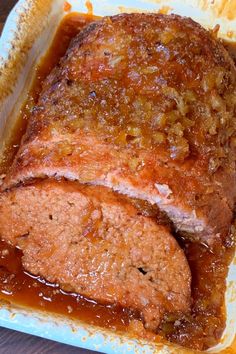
[0,180,191,330]
[3,13,236,245]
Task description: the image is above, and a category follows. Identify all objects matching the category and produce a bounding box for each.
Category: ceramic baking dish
[0,1,235,353]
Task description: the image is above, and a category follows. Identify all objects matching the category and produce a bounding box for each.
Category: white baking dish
[0,1,235,353]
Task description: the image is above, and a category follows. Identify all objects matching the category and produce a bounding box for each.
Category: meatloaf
[0,11,235,333]
[0,180,191,330]
[3,13,236,245]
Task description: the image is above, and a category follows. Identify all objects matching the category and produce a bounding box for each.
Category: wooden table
[0,2,101,353]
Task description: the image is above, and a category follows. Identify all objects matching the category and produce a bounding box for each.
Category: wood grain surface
[0,2,101,353]
[0,0,16,33]
[0,327,100,354]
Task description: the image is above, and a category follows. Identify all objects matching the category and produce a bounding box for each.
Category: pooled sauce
[0,13,235,351]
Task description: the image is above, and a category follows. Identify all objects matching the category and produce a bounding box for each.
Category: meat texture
[0,180,191,330]
[3,13,236,245]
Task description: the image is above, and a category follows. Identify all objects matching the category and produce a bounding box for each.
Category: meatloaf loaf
[0,12,236,331]
[3,13,236,245]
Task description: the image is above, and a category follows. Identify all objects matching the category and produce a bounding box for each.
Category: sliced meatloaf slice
[3,13,236,245]
[0,180,191,330]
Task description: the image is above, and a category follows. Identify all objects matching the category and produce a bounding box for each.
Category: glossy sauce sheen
[0,14,235,351]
